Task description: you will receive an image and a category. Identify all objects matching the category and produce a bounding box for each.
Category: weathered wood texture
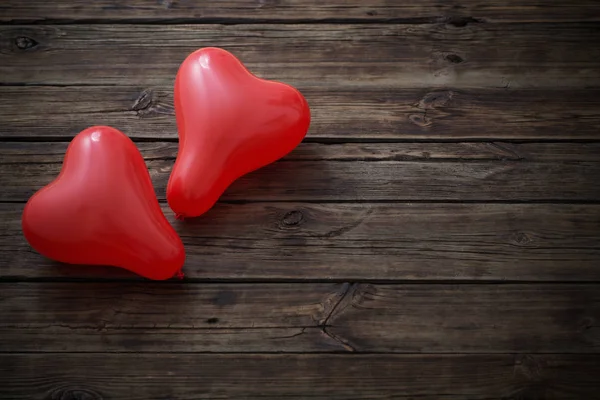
[1,283,598,353]
[1,0,600,398]
[1,353,598,399]
[3,87,600,140]
[1,24,599,88]
[2,201,599,281]
[2,143,600,203]
[2,0,599,23]
[0,283,346,353]
[328,284,600,353]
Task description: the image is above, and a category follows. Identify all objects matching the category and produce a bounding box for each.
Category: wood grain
[2,202,599,281]
[1,24,599,87]
[327,284,600,353]
[0,283,347,353]
[2,142,599,203]
[3,86,600,140]
[1,1,599,398]
[1,283,598,353]
[1,353,598,399]
[1,0,599,23]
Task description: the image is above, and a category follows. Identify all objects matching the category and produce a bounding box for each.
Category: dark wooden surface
[4,87,600,140]
[1,1,600,399]
[3,1,600,23]
[3,354,598,400]
[1,283,598,353]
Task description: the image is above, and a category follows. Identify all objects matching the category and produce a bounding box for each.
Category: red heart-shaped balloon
[167,47,311,218]
[22,126,185,280]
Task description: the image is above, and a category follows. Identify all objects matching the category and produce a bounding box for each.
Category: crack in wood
[131,88,155,112]
[130,89,175,118]
[322,326,356,352]
[316,283,350,326]
[267,327,306,340]
[317,283,360,352]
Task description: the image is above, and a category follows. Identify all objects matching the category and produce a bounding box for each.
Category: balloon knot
[175,213,185,221]
[175,270,184,280]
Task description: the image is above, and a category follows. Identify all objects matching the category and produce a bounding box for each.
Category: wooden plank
[1,142,599,203]
[3,87,600,140]
[1,24,599,88]
[0,283,347,353]
[1,353,598,399]
[1,1,599,23]
[2,202,599,281]
[327,284,600,353]
[1,283,598,353]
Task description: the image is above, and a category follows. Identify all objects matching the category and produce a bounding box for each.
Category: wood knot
[47,387,102,400]
[206,317,219,324]
[513,355,545,381]
[158,0,174,9]
[257,0,279,8]
[579,317,595,332]
[282,210,304,227]
[131,89,155,112]
[14,36,38,50]
[513,232,532,246]
[418,91,454,109]
[366,10,378,16]
[131,89,174,118]
[443,16,482,27]
[445,53,464,64]
[408,113,432,128]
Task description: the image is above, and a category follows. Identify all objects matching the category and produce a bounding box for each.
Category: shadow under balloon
[41,259,147,280]
[169,144,330,276]
[171,143,329,229]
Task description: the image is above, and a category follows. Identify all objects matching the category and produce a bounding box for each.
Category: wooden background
[1,1,600,398]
